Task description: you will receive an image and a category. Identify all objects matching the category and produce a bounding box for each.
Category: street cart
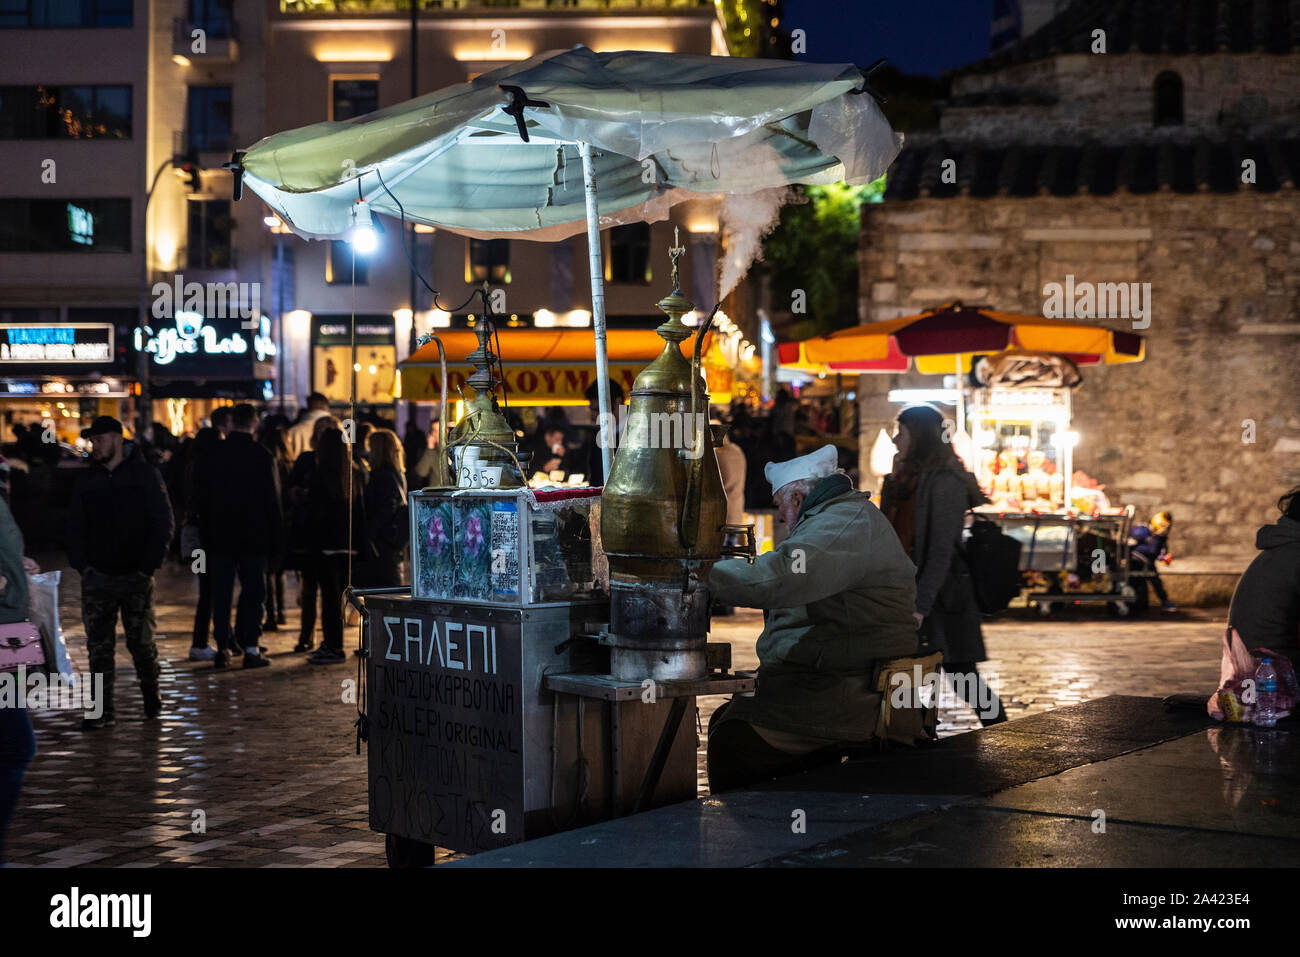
[971,505,1140,616]
[779,304,1149,615]
[354,270,756,865]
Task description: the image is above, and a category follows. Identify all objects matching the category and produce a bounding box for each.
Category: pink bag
[0,620,46,672]
[1207,627,1297,720]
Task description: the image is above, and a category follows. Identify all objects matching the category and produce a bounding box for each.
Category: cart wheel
[385,833,437,868]
[1107,601,1130,618]
[1038,601,1054,617]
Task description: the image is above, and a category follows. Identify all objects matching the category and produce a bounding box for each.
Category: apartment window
[1154,71,1183,127]
[186,86,232,153]
[327,241,368,285]
[469,238,509,284]
[0,0,131,27]
[609,222,650,284]
[190,0,232,37]
[0,197,130,252]
[187,199,233,269]
[0,85,131,139]
[331,78,378,121]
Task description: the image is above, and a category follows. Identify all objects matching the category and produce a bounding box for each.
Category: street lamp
[265,213,289,413]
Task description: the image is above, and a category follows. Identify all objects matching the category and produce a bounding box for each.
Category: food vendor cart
[780,303,1148,615]
[232,47,899,863]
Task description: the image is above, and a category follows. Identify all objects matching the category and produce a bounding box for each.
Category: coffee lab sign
[135,312,277,366]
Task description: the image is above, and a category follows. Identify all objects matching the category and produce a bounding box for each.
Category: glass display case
[409,487,607,606]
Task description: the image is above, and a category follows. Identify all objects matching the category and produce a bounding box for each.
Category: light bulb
[349,201,379,254]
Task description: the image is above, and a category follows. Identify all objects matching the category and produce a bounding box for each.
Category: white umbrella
[231,46,901,474]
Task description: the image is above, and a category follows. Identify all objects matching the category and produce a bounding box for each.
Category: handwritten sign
[366,599,524,853]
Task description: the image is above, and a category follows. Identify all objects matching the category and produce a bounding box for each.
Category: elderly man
[706,444,919,792]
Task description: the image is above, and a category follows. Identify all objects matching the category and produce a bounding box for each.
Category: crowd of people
[54,394,413,729]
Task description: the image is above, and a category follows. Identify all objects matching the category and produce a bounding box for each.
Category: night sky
[782,0,993,76]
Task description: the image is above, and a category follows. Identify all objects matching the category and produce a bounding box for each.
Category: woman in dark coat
[361,428,408,588]
[881,405,1007,726]
[182,427,221,660]
[305,427,368,664]
[285,414,336,653]
[258,424,293,630]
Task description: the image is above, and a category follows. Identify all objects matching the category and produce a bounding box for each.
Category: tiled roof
[883,138,1300,200]
[953,0,1300,76]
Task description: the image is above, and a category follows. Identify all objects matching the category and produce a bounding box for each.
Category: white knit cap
[765,444,838,496]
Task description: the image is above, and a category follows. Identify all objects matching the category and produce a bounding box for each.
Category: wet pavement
[7,556,1230,867]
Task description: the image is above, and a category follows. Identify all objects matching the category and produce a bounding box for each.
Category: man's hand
[913,611,925,629]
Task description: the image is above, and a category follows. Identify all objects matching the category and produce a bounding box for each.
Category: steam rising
[718,186,796,303]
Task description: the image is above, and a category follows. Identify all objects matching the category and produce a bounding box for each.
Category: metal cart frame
[975,505,1140,616]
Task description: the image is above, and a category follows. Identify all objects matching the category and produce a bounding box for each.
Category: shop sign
[318,322,393,340]
[135,312,277,367]
[0,323,114,364]
[401,363,644,404]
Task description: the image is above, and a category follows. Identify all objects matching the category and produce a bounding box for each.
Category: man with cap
[706,443,919,792]
[66,416,175,729]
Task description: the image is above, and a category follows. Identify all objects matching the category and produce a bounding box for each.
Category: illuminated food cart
[781,304,1148,615]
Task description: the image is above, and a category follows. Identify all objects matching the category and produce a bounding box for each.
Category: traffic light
[176,150,201,192]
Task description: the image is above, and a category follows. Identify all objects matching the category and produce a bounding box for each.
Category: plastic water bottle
[1253,658,1278,728]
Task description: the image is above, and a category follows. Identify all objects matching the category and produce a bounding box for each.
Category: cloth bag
[1207,627,1296,721]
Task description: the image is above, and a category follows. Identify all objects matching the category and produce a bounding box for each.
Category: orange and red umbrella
[779,302,1145,374]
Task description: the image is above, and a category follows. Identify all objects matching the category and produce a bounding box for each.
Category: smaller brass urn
[445,311,525,488]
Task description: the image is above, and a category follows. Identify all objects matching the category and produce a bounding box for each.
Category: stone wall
[857,189,1300,568]
[942,53,1300,143]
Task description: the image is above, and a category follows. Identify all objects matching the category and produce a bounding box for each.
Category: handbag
[0,620,46,673]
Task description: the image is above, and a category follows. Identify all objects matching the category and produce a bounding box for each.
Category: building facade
[859,0,1300,596]
[0,0,149,442]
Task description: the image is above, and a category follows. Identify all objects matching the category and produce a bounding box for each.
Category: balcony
[173,16,240,63]
[279,0,709,15]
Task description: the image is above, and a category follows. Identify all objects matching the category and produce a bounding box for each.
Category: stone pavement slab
[449,697,1285,868]
[759,805,1300,868]
[747,696,1214,796]
[444,791,968,868]
[986,727,1300,838]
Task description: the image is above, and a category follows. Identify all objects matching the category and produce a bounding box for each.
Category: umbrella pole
[578,140,613,481]
[957,355,966,443]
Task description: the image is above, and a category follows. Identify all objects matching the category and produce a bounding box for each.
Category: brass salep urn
[600,234,726,681]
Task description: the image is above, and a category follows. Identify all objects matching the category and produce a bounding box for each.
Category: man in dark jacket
[66,416,175,729]
[197,403,282,669]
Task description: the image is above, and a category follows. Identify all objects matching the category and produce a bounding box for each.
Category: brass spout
[415,331,452,488]
[679,300,721,552]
